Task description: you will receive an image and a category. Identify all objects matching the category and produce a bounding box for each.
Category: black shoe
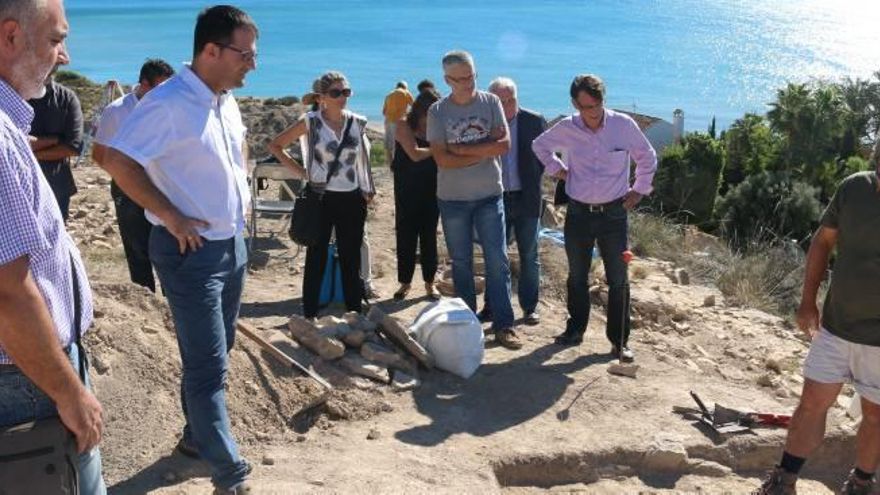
[554,330,583,346]
[523,311,540,326]
[611,345,635,363]
[476,308,493,323]
[753,466,797,495]
[840,469,874,495]
[175,436,200,459]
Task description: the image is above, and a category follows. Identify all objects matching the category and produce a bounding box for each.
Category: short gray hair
[0,0,47,26]
[488,77,517,98]
[441,50,474,70]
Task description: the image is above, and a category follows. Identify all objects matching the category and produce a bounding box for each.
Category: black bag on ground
[0,418,79,495]
[288,183,325,246]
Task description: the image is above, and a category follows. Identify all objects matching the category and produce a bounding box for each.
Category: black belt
[571,197,624,212]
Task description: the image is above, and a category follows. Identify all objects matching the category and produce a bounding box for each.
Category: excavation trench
[492,430,855,491]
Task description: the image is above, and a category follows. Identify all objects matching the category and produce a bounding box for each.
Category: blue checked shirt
[0,78,93,365]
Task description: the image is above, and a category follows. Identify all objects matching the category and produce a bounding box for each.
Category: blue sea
[65,0,880,131]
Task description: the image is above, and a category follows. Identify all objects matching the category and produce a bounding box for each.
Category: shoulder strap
[326,116,355,180]
[69,253,86,384]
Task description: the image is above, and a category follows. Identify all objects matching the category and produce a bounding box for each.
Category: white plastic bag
[410,298,484,379]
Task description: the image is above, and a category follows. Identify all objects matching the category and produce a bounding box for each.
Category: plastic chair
[247,161,302,254]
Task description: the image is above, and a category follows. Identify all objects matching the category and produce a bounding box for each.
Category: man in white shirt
[101,6,257,494]
[92,59,173,293]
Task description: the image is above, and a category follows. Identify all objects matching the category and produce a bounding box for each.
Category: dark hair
[395,81,407,90]
[569,74,605,102]
[416,79,435,94]
[405,88,441,131]
[193,5,259,58]
[138,58,174,86]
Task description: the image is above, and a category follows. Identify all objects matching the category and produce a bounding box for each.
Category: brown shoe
[425,282,441,300]
[393,283,411,300]
[214,481,252,495]
[753,466,797,495]
[495,328,523,350]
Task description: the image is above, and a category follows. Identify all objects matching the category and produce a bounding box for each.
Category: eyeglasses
[325,88,352,98]
[446,72,477,84]
[218,43,257,63]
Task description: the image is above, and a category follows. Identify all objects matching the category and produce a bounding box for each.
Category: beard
[13,34,56,100]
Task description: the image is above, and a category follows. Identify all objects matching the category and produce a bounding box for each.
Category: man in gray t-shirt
[755,160,880,493]
[426,50,520,349]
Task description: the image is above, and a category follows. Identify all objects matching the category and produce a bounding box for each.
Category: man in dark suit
[479,77,548,325]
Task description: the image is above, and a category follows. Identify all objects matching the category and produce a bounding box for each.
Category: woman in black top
[392,88,442,300]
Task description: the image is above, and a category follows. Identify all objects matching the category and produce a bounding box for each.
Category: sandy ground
[67,156,863,494]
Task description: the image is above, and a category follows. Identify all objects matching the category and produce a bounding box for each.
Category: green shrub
[54,70,95,87]
[721,114,782,194]
[716,171,821,248]
[648,132,724,226]
[369,139,387,167]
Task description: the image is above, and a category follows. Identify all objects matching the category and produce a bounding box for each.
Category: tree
[721,113,782,194]
[836,76,880,157]
[716,171,821,248]
[648,133,725,226]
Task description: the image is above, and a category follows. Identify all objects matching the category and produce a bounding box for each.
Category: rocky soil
[58,83,863,493]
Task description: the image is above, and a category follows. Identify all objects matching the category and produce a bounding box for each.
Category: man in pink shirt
[532,74,656,361]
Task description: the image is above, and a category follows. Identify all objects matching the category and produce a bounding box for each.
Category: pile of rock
[287,307,430,391]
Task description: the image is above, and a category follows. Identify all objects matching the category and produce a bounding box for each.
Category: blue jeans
[439,194,514,330]
[0,343,106,495]
[564,200,631,346]
[482,191,541,315]
[150,227,250,490]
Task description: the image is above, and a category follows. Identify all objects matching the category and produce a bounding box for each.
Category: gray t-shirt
[820,171,880,346]
[427,91,507,201]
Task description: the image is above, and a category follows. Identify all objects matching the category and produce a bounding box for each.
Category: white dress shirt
[93,90,138,146]
[110,65,250,240]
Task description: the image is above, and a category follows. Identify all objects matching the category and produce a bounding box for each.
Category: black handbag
[0,253,86,494]
[288,183,325,246]
[288,116,354,246]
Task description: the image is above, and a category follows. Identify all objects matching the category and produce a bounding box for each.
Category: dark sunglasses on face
[326,88,352,98]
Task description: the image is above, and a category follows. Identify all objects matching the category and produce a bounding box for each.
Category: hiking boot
[495,328,523,350]
[175,435,200,459]
[393,283,411,301]
[753,466,798,495]
[213,481,252,495]
[523,311,541,326]
[611,345,635,363]
[476,307,493,323]
[554,329,583,346]
[840,470,874,495]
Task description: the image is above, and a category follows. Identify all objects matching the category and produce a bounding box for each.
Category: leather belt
[571,197,624,212]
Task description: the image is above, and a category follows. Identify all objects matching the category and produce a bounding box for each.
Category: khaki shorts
[803,327,880,405]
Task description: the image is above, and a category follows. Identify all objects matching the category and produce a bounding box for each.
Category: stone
[142,324,162,335]
[643,435,688,471]
[675,268,690,285]
[341,329,366,348]
[288,315,345,360]
[262,455,276,466]
[366,428,381,440]
[255,431,270,442]
[245,380,260,395]
[367,307,432,369]
[692,344,710,358]
[703,295,716,307]
[361,342,415,374]
[102,224,115,236]
[765,357,783,374]
[392,370,420,391]
[340,353,390,383]
[687,459,732,477]
[92,240,113,250]
[92,356,111,375]
[757,373,779,388]
[717,366,745,381]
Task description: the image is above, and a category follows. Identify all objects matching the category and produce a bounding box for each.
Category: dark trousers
[564,199,631,347]
[112,184,155,292]
[393,167,439,284]
[40,162,74,222]
[302,190,367,318]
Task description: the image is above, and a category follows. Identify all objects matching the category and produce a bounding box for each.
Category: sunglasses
[325,88,352,98]
[218,43,257,63]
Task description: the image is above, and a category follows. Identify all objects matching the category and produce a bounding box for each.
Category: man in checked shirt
[532,74,657,362]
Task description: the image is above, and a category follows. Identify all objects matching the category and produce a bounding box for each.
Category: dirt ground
[68,154,862,494]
